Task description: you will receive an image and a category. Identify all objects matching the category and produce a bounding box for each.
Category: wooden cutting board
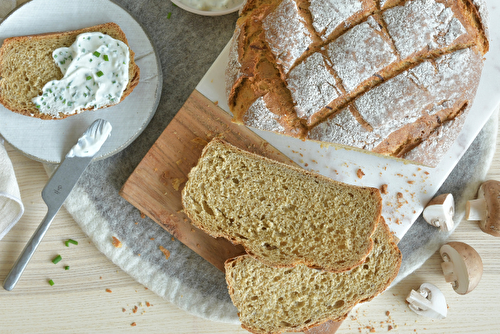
[120,89,341,334]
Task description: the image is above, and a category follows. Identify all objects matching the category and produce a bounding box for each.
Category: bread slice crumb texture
[225,220,401,334]
[182,139,382,272]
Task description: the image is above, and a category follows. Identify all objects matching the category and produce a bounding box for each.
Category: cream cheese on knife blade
[32,32,129,117]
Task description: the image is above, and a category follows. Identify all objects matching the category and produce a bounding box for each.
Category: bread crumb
[214,100,219,106]
[146,302,151,307]
[106,289,112,293]
[171,178,186,191]
[150,238,155,240]
[424,171,430,175]
[171,237,175,241]
[407,180,415,184]
[191,137,208,146]
[122,308,126,312]
[380,184,388,194]
[357,169,365,179]
[140,212,146,219]
[159,246,170,260]
[112,236,122,248]
[133,306,138,313]
[175,159,182,165]
[131,322,136,327]
[388,325,393,331]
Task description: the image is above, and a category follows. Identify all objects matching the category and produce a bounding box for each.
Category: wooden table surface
[1,122,499,334]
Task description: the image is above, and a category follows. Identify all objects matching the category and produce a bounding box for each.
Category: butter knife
[3,119,112,291]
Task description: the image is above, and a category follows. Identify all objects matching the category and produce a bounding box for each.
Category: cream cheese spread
[33,32,130,117]
[67,119,112,158]
[178,0,243,11]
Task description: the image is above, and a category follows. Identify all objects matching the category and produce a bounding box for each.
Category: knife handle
[3,208,58,291]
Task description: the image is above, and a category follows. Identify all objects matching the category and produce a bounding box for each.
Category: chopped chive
[86,85,91,91]
[48,89,52,93]
[68,239,78,245]
[65,266,70,270]
[59,96,63,100]
[48,279,55,286]
[96,71,104,77]
[99,36,103,39]
[86,76,92,80]
[89,59,93,62]
[54,54,57,58]
[93,51,101,57]
[52,255,62,264]
[103,55,109,61]
[167,12,172,19]
[60,60,65,65]
[62,99,66,104]
[83,93,87,97]
[112,80,116,84]
[36,105,40,109]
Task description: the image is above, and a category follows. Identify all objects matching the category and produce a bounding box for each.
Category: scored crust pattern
[226,0,489,167]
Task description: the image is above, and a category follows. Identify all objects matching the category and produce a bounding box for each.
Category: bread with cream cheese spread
[226,0,489,167]
[0,22,140,119]
[181,138,382,273]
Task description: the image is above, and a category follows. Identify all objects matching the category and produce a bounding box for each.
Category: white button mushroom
[439,242,483,295]
[422,193,455,231]
[406,283,447,319]
[466,180,500,237]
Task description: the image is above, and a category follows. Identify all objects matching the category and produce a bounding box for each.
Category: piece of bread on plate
[181,138,382,273]
[224,218,402,334]
[0,22,140,119]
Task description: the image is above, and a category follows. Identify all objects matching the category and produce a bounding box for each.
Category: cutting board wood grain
[120,89,341,334]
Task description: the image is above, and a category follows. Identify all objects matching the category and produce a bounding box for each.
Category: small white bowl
[171,0,243,16]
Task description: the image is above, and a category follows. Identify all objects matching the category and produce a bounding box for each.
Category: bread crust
[182,138,382,273]
[224,218,401,334]
[226,0,489,167]
[0,22,140,119]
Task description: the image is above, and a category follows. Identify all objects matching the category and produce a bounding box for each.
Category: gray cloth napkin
[0,137,24,240]
[0,1,24,240]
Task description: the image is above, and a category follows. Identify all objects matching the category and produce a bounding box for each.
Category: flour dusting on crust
[308,108,382,150]
[263,0,313,74]
[327,20,397,92]
[286,52,340,120]
[243,96,285,133]
[225,25,244,100]
[308,0,363,39]
[383,0,467,59]
[355,72,431,135]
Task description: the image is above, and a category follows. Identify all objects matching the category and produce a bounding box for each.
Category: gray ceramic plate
[0,0,162,163]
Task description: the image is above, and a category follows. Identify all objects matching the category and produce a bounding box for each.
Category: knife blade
[3,119,112,291]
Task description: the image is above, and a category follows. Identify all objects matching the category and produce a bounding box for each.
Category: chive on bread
[0,22,140,119]
[181,138,382,273]
[225,219,402,334]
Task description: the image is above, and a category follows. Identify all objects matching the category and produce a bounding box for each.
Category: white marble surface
[0,0,162,164]
[196,0,500,241]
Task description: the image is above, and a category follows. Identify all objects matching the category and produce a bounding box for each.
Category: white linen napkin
[0,137,24,240]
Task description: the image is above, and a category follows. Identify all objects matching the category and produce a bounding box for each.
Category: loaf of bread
[0,22,140,119]
[182,138,382,272]
[225,219,402,334]
[226,0,489,167]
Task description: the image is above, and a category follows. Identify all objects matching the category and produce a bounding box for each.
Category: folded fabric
[0,137,24,240]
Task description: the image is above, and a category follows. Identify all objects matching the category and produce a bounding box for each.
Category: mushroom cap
[479,180,500,237]
[440,242,483,295]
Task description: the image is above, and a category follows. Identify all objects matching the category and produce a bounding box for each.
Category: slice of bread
[182,138,382,273]
[0,22,140,119]
[225,219,402,334]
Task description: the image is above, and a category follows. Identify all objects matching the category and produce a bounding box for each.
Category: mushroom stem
[466,198,487,221]
[441,261,458,284]
[406,283,447,319]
